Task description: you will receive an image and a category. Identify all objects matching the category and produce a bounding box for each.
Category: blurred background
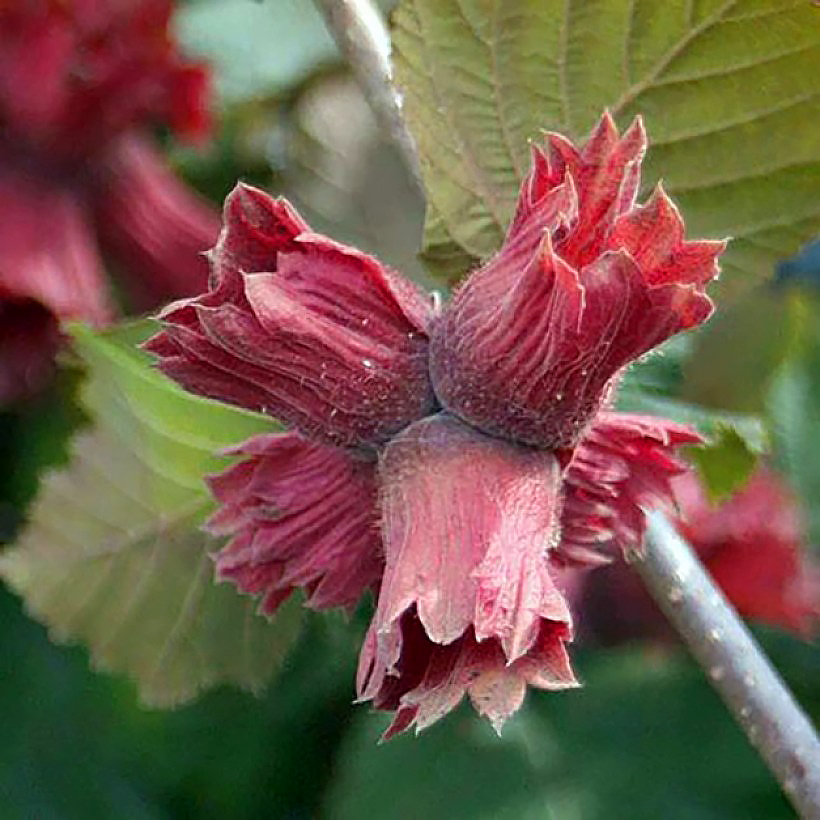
[0,1,817,817]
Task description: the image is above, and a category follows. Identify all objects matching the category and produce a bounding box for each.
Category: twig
[635,512,820,818]
[312,0,423,189]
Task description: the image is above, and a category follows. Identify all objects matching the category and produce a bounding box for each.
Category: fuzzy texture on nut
[355,414,576,737]
[373,414,571,661]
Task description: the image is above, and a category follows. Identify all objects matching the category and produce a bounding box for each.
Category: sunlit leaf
[392,0,820,289]
[0,321,301,707]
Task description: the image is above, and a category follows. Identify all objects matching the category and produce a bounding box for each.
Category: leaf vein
[93,530,168,656]
[649,90,817,147]
[724,1,805,23]
[644,42,818,90]
[144,553,212,699]
[610,0,739,117]
[669,159,819,195]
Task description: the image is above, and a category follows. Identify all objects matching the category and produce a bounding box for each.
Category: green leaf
[324,642,809,820]
[392,0,820,287]
[0,368,84,542]
[0,321,302,707]
[617,336,690,398]
[690,425,758,501]
[533,645,804,819]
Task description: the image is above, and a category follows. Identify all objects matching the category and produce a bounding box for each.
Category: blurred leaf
[175,0,339,104]
[768,364,820,542]
[392,1,820,288]
[0,586,361,820]
[690,425,758,501]
[0,587,166,820]
[324,704,567,820]
[0,321,301,707]
[618,390,767,503]
[170,119,275,210]
[768,298,820,544]
[682,288,806,412]
[126,611,363,819]
[618,336,689,398]
[618,341,768,493]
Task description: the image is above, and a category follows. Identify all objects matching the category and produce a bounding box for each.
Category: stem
[312,0,423,189]
[635,512,820,818]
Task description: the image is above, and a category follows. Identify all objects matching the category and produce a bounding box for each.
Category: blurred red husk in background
[0,0,219,404]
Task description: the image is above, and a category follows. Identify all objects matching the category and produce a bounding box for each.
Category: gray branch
[635,512,820,818]
[312,0,423,189]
